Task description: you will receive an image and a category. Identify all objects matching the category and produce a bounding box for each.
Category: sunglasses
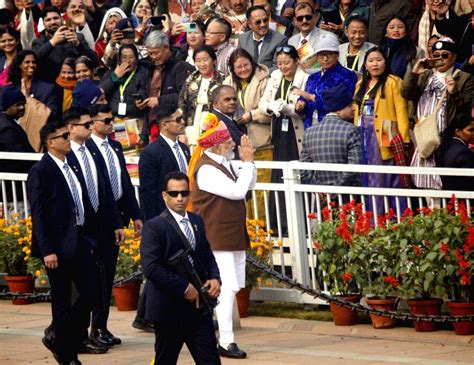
[276,46,294,54]
[166,190,190,198]
[432,52,450,59]
[50,131,70,140]
[255,17,269,26]
[296,14,313,22]
[93,117,114,125]
[71,121,93,129]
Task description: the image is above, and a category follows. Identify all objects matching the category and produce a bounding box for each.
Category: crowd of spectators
[0,0,473,194]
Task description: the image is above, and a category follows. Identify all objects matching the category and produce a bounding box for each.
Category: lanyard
[346,51,360,71]
[119,69,136,102]
[280,78,293,103]
[363,82,377,104]
[339,7,346,23]
[237,82,248,108]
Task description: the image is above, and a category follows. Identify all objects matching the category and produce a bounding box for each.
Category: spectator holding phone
[31,6,99,84]
[131,0,154,44]
[320,0,369,42]
[402,36,474,190]
[100,44,150,120]
[103,18,137,69]
[94,8,127,66]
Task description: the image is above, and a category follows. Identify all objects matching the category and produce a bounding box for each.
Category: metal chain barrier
[247,256,474,323]
[0,271,143,302]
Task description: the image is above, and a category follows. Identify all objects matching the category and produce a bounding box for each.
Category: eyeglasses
[71,121,93,129]
[254,17,269,26]
[166,190,190,197]
[205,31,225,35]
[295,14,313,22]
[93,117,114,125]
[276,46,294,54]
[50,131,70,140]
[432,52,451,59]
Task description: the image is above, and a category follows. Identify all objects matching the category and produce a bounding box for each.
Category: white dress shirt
[91,134,123,199]
[161,134,188,172]
[168,208,196,243]
[70,140,99,194]
[48,152,85,216]
[196,151,257,200]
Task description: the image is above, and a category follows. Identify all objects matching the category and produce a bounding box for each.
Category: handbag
[413,70,460,159]
[413,90,445,158]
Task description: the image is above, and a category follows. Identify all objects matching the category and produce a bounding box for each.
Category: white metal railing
[1,152,473,304]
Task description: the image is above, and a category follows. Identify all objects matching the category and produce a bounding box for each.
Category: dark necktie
[254,39,263,61]
[180,217,195,264]
[173,142,187,173]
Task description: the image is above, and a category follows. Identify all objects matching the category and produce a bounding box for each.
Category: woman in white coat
[259,45,308,161]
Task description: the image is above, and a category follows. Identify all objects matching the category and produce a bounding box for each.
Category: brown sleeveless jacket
[192,154,249,251]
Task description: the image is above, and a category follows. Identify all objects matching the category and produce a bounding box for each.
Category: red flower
[455,248,469,269]
[377,214,386,228]
[413,245,421,256]
[446,194,456,213]
[422,240,430,246]
[313,240,320,250]
[329,201,336,208]
[457,202,470,225]
[402,208,414,218]
[322,207,331,222]
[355,213,371,234]
[384,208,396,221]
[465,227,474,250]
[341,272,352,282]
[460,275,471,286]
[392,224,399,231]
[383,276,399,287]
[308,212,317,220]
[335,221,352,243]
[440,242,449,255]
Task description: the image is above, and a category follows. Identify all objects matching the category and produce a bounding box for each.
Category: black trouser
[136,282,148,320]
[153,313,221,365]
[45,238,98,362]
[92,242,119,330]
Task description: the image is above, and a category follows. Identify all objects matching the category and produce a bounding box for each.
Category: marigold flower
[35,270,41,277]
[265,279,272,286]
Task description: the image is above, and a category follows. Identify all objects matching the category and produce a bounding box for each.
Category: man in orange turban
[188,113,256,359]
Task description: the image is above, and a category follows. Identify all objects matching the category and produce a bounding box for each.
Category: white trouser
[213,250,246,347]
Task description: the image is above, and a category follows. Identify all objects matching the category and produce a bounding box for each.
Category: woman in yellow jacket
[353,47,410,211]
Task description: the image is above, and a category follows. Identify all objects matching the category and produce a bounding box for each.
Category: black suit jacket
[140,209,220,324]
[66,146,122,237]
[86,137,141,227]
[0,113,35,172]
[439,139,474,191]
[28,154,85,259]
[138,136,190,221]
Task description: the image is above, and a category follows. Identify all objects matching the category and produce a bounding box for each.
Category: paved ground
[0,301,473,365]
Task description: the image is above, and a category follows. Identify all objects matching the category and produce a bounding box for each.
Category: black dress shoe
[218,343,247,359]
[42,327,60,362]
[60,359,82,365]
[78,339,108,354]
[102,329,122,345]
[90,329,113,347]
[132,317,155,333]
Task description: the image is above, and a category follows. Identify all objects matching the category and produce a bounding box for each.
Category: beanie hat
[315,32,339,54]
[322,84,353,113]
[432,36,457,54]
[72,80,102,108]
[1,85,26,111]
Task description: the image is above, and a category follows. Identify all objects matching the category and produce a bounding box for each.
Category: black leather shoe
[90,329,121,346]
[102,329,122,345]
[218,343,247,359]
[132,317,155,333]
[42,327,60,362]
[60,359,82,365]
[78,339,108,354]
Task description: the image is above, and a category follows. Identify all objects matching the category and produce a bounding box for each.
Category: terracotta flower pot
[447,301,474,336]
[366,297,397,329]
[5,275,35,305]
[112,280,141,311]
[236,287,251,318]
[407,298,442,332]
[329,295,360,326]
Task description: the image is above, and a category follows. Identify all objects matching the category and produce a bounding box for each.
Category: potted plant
[0,214,38,304]
[430,199,473,335]
[311,201,361,325]
[238,219,276,318]
[113,224,142,311]
[349,208,403,329]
